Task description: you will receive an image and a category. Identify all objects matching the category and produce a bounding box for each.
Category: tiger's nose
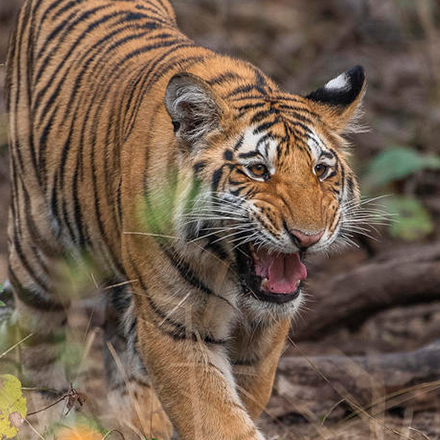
[288,229,324,248]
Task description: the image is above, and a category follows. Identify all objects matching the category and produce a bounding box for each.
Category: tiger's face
[165,66,365,305]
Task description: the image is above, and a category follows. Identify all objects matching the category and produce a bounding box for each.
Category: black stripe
[12,1,35,180]
[253,119,278,134]
[36,5,111,63]
[196,230,229,261]
[61,198,78,245]
[211,166,224,191]
[277,103,320,120]
[233,135,244,151]
[52,0,84,20]
[237,102,266,115]
[223,149,233,161]
[250,109,277,125]
[235,168,248,177]
[123,49,203,141]
[121,40,193,139]
[72,163,87,248]
[230,94,269,102]
[132,265,227,346]
[37,104,59,188]
[193,161,206,175]
[11,221,50,295]
[116,178,123,226]
[238,151,260,159]
[35,10,123,86]
[9,268,64,312]
[132,3,171,24]
[227,84,263,99]
[59,114,76,186]
[230,186,246,197]
[146,295,227,345]
[206,72,242,86]
[109,282,132,314]
[255,133,273,148]
[50,172,61,231]
[347,175,355,194]
[35,22,153,117]
[228,177,243,186]
[34,0,75,41]
[163,248,214,295]
[282,117,313,136]
[320,150,335,159]
[21,185,57,259]
[233,359,258,367]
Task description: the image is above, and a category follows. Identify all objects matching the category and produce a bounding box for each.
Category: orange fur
[6,0,365,438]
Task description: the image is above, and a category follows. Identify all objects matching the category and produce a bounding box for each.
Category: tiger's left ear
[305,66,366,134]
[165,72,226,146]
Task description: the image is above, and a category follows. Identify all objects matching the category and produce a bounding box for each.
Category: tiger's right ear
[305,66,366,134]
[165,72,224,145]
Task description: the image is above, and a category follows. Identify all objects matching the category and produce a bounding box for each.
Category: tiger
[4,0,365,438]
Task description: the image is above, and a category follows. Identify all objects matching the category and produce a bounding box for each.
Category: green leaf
[0,374,27,439]
[137,167,206,245]
[363,147,440,190]
[382,196,434,241]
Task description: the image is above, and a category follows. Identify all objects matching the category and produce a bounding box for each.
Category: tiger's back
[8,0,183,269]
[6,1,366,439]
[7,0,283,272]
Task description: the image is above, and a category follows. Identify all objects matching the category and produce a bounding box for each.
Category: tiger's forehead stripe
[307,131,323,160]
[307,129,337,165]
[235,119,327,167]
[229,116,343,181]
[234,128,278,174]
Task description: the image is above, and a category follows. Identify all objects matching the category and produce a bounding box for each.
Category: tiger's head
[164,65,365,308]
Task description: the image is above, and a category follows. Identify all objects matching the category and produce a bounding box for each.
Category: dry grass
[1,293,439,440]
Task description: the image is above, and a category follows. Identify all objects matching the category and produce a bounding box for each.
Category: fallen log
[294,242,440,341]
[273,340,440,420]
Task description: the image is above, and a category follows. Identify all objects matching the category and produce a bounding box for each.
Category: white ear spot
[325,73,349,91]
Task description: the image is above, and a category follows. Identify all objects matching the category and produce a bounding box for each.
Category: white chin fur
[238,289,304,325]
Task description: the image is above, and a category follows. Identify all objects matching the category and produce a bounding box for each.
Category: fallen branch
[273,340,440,420]
[294,242,440,341]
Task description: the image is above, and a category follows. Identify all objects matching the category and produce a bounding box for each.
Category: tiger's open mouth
[236,243,307,304]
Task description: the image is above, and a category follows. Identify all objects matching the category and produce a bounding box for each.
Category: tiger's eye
[249,163,268,178]
[314,164,328,179]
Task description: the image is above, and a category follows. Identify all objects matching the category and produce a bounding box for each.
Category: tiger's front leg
[230,319,291,420]
[132,292,266,440]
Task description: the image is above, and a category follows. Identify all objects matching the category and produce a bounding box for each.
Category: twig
[101,429,126,440]
[27,395,68,417]
[27,385,86,417]
[0,333,34,359]
[408,427,432,440]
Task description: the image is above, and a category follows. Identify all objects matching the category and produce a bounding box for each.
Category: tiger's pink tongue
[254,250,307,294]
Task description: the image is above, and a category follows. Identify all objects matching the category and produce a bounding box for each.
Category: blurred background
[0,0,440,439]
